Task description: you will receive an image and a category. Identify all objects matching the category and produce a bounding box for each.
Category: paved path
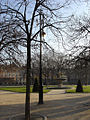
[0,90,90,120]
[45,89,65,95]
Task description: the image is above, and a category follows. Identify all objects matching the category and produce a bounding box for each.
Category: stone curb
[8,113,47,120]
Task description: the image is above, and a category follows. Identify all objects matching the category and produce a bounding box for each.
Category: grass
[65,85,77,88]
[1,85,90,93]
[0,86,50,93]
[66,85,90,93]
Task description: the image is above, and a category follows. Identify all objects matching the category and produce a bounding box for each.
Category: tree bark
[25,36,31,120]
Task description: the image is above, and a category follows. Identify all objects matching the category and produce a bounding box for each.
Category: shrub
[32,78,39,92]
[76,80,83,93]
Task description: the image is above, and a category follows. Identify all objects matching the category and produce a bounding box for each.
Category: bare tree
[66,15,90,54]
[0,0,73,119]
[64,13,90,85]
[0,1,27,64]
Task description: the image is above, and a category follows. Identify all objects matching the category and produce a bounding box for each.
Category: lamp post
[38,10,46,104]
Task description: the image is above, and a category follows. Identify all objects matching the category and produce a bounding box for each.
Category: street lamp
[42,31,46,38]
[38,10,46,104]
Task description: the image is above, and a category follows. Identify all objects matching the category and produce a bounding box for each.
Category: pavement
[0,89,90,120]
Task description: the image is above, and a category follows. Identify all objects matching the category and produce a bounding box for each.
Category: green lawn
[0,86,50,93]
[66,85,90,93]
[1,85,90,93]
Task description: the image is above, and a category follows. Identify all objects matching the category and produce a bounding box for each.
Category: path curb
[8,113,47,120]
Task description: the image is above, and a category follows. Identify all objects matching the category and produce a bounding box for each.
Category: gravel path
[0,90,90,120]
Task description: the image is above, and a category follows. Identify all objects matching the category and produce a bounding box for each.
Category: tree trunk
[25,37,31,120]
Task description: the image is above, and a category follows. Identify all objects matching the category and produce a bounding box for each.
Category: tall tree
[0,0,73,119]
[65,13,90,85]
[0,15,26,64]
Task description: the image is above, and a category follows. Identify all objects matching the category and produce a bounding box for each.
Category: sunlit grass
[66,85,90,93]
[83,86,90,93]
[65,85,77,88]
[0,86,50,93]
[1,85,90,93]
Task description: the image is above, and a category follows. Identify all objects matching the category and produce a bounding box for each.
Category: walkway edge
[8,113,47,120]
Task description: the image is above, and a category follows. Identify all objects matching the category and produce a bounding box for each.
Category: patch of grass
[66,85,90,93]
[43,89,50,93]
[0,87,27,93]
[0,86,50,93]
[65,85,77,88]
[44,85,58,89]
[83,86,90,93]
[66,89,76,93]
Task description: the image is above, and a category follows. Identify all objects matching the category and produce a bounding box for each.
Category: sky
[1,0,90,58]
[45,0,90,55]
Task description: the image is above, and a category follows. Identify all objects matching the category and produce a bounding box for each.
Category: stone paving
[0,90,90,120]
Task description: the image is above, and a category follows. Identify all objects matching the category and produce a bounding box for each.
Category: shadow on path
[0,95,90,120]
[31,95,90,119]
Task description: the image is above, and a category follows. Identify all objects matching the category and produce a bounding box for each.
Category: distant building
[0,63,26,85]
[0,63,68,86]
